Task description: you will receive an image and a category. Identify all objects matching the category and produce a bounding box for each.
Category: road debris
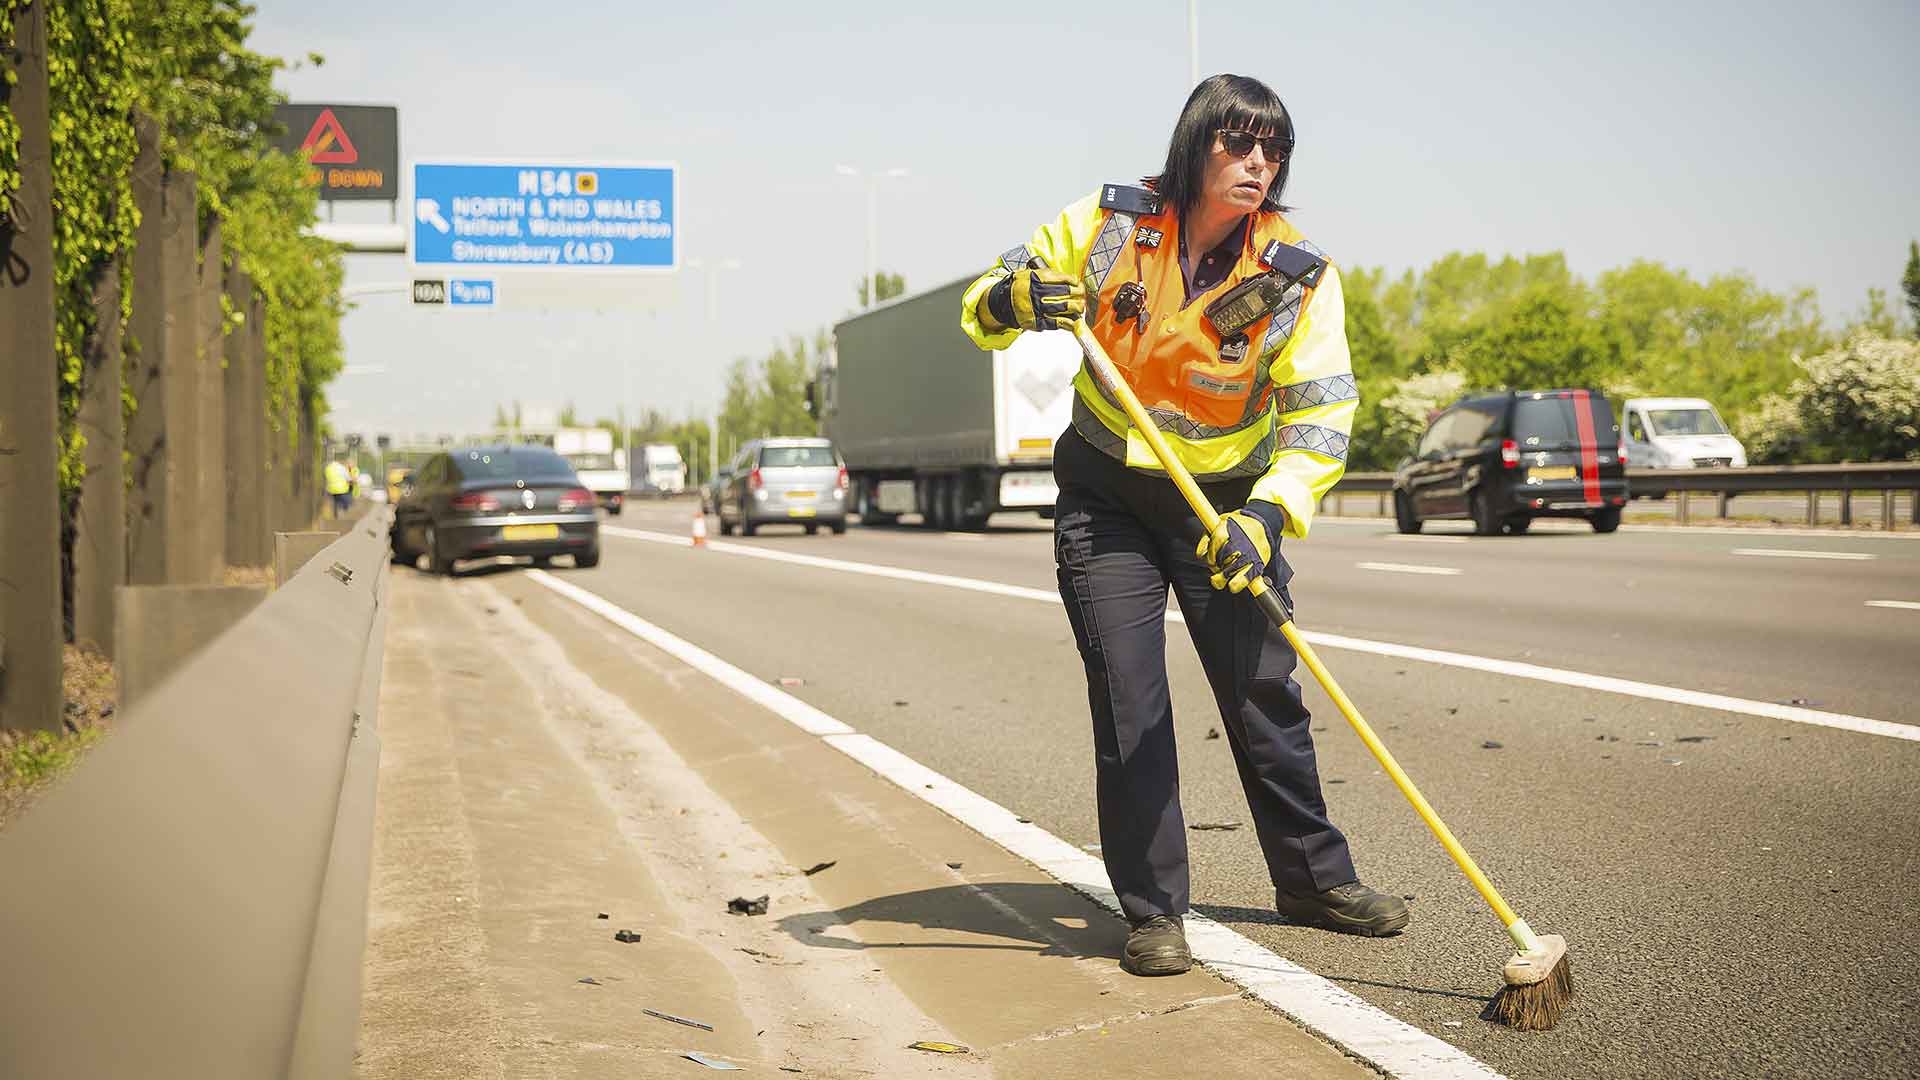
[597,912,610,919]
[1442,1020,1464,1029]
[1326,778,1347,784]
[684,1051,742,1069]
[1189,821,1242,831]
[727,894,770,916]
[1481,740,1504,750]
[945,861,964,870]
[1634,740,1663,747]
[908,1040,970,1054]
[615,929,643,943]
[778,677,805,687]
[577,977,601,985]
[1205,727,1221,740]
[1662,758,1685,766]
[801,860,837,876]
[643,1008,715,1032]
[893,699,910,707]
[1675,735,1713,743]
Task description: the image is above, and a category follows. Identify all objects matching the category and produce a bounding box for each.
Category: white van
[1621,398,1747,473]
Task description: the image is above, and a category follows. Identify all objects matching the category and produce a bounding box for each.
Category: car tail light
[557,487,593,512]
[450,491,501,511]
[748,468,763,491]
[1500,439,1520,469]
[1617,440,1629,465]
[835,466,849,492]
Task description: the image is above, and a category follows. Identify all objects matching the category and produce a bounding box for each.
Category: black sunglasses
[1215,129,1292,162]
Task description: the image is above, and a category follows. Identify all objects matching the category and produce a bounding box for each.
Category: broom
[1065,313,1573,1030]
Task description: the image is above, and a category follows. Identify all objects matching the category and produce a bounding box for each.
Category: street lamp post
[687,256,743,486]
[835,164,909,308]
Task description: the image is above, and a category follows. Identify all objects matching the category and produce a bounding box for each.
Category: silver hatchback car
[716,437,848,536]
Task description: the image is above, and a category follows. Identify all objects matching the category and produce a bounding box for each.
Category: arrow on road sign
[415,199,451,235]
[300,108,359,165]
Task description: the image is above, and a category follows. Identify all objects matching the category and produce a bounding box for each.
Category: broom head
[1490,933,1571,1031]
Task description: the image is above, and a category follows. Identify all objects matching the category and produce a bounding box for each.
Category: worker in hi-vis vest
[960,74,1406,977]
[324,458,353,519]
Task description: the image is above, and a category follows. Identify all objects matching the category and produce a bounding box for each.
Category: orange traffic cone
[691,510,708,548]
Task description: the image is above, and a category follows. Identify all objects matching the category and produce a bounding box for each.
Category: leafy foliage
[855,270,906,308]
[1904,241,1920,337]
[1743,333,1920,464]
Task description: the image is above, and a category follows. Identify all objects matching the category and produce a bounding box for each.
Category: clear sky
[250,1,1920,441]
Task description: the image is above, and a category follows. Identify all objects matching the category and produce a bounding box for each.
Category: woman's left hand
[1196,501,1287,592]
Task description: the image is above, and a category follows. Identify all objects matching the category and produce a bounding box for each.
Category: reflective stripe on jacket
[959,188,1356,538]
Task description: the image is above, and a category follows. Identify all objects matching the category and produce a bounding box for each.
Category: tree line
[1341,246,1920,469]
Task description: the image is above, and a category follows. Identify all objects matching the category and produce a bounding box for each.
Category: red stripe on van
[1571,389,1602,505]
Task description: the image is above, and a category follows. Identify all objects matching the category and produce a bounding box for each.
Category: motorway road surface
[495,498,1920,1079]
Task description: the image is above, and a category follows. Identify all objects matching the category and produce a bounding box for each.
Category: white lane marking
[1356,561,1465,577]
[524,568,1505,1080]
[1384,535,1471,544]
[943,533,988,543]
[1731,548,1876,561]
[605,525,1919,742]
[1865,600,1920,611]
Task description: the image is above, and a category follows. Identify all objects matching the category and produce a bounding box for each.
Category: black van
[1392,389,1629,535]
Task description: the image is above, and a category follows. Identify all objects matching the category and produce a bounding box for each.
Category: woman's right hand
[985,264,1086,332]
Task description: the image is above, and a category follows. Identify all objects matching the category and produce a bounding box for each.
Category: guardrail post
[0,0,65,732]
[1676,491,1690,526]
[1806,491,1818,524]
[1911,489,1919,528]
[1882,490,1894,532]
[1839,486,1852,526]
[1716,492,1730,519]
[1377,491,1386,516]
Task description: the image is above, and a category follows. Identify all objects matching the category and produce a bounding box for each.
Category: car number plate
[1528,466,1576,481]
[502,523,560,541]
[786,490,816,500]
[786,507,817,518]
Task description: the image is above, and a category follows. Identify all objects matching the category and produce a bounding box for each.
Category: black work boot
[1276,882,1410,937]
[1121,914,1192,976]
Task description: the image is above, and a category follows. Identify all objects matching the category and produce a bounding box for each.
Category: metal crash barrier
[0,509,393,1080]
[1322,463,1920,530]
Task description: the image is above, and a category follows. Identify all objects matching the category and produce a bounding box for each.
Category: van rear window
[1513,395,1615,448]
[760,446,836,468]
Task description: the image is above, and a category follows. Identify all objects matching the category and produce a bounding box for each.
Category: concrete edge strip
[523,567,1506,1080]
[602,526,1919,743]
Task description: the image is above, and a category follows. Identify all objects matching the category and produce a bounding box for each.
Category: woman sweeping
[960,73,1407,976]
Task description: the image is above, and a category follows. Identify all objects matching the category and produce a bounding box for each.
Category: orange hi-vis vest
[963,184,1358,537]
[994,186,1337,483]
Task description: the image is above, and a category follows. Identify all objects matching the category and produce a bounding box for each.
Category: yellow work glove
[984,264,1086,332]
[1196,501,1287,593]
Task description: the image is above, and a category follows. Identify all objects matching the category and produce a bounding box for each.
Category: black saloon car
[1393,389,1629,535]
[390,444,601,573]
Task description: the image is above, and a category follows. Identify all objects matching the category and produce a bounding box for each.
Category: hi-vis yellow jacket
[961,186,1356,538]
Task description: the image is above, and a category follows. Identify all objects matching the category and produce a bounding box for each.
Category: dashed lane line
[1356,561,1465,576]
[524,567,1507,1080]
[1731,548,1876,561]
[602,525,1918,742]
[1865,600,1920,611]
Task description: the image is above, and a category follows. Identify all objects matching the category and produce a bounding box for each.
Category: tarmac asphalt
[420,498,1919,1079]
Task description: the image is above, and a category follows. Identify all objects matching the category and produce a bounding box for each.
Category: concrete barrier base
[114,584,270,709]
[276,531,339,587]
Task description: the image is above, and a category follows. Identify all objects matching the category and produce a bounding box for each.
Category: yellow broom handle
[1068,320,1531,941]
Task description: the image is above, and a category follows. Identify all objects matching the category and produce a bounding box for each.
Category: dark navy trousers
[1052,427,1357,924]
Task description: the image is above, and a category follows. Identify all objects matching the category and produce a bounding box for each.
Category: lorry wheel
[1504,516,1532,536]
[943,479,967,532]
[830,519,847,535]
[1393,491,1422,535]
[1590,507,1622,534]
[923,478,948,530]
[805,523,819,536]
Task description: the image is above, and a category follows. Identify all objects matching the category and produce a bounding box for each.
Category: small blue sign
[411,161,676,272]
[448,279,496,306]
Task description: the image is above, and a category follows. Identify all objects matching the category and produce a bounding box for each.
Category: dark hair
[1148,74,1294,219]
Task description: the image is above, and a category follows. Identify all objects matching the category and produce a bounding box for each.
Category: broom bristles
[1491,949,1573,1031]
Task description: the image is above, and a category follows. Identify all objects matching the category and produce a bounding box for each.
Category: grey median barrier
[114,584,272,710]
[0,507,394,1080]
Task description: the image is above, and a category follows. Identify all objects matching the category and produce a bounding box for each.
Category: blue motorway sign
[411,162,676,271]
[448,279,496,306]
